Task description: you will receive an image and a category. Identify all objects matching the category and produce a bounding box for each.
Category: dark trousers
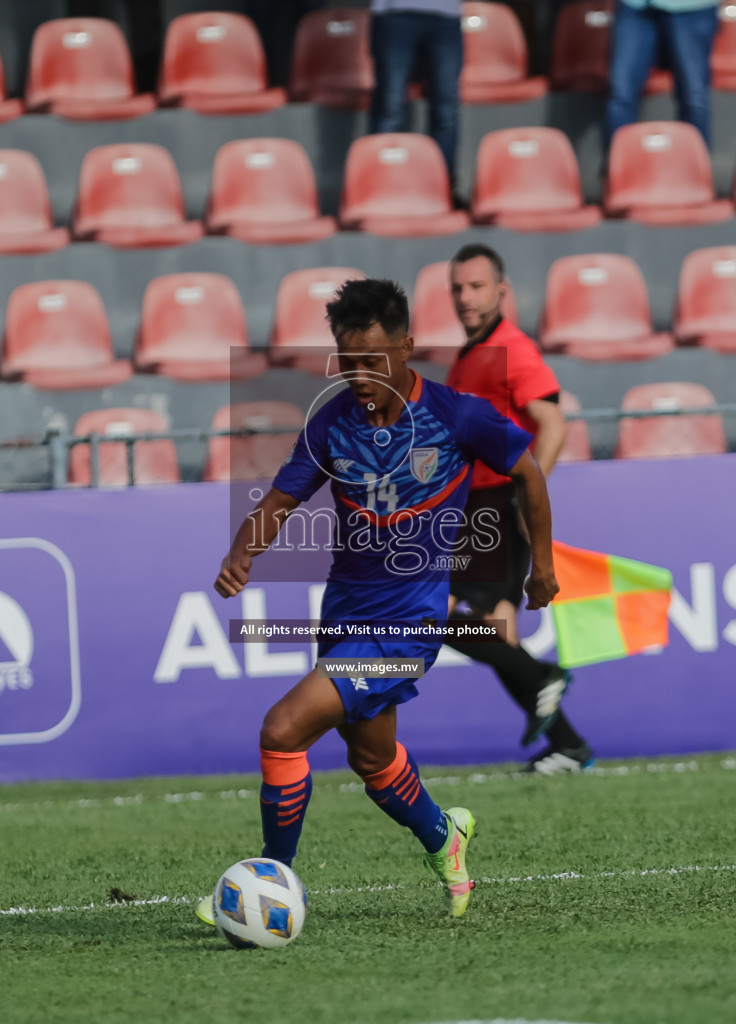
[605,1,718,148]
[369,11,463,178]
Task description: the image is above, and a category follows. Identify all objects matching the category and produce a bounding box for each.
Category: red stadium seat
[673,245,736,353]
[471,127,601,231]
[558,390,592,462]
[135,273,267,382]
[539,254,674,360]
[411,261,465,360]
[550,1,672,94]
[410,260,519,364]
[644,69,674,94]
[206,139,336,245]
[551,0,613,92]
[615,383,726,459]
[290,8,373,109]
[69,408,180,487]
[25,18,155,119]
[158,12,286,114]
[0,150,69,253]
[269,267,364,374]
[0,280,132,389]
[204,402,304,483]
[339,134,470,237]
[712,2,736,90]
[605,122,734,225]
[0,54,23,122]
[73,143,203,248]
[459,2,547,102]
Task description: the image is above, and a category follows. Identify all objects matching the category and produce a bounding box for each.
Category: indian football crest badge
[410,447,439,483]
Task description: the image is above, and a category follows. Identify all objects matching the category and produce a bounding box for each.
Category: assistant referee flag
[550,541,673,669]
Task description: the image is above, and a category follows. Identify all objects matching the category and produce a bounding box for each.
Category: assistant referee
[444,244,593,774]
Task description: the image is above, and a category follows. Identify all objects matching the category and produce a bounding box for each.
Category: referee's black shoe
[525,742,595,775]
[521,668,571,747]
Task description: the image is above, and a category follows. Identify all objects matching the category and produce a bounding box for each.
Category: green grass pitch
[1,753,735,1024]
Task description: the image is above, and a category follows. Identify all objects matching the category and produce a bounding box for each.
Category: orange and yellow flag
[551,541,673,669]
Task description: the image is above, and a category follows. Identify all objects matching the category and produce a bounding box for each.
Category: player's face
[336,322,412,415]
[450,256,506,338]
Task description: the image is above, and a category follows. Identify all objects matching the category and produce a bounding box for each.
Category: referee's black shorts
[449,483,530,616]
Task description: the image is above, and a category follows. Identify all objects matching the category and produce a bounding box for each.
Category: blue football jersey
[272,373,531,611]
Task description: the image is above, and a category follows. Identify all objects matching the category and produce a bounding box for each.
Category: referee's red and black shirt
[445,315,559,490]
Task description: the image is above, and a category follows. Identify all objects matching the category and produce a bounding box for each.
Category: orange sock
[260,749,312,866]
[361,742,448,852]
[260,748,310,787]
[362,742,408,790]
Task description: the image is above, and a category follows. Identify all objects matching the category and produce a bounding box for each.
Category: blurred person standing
[369,0,463,183]
[605,0,720,147]
[444,244,594,775]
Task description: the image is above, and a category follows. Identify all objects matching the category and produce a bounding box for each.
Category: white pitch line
[476,863,736,886]
[0,895,196,917]
[419,1019,612,1024]
[310,863,736,895]
[0,758,734,815]
[2,864,734,918]
[419,1020,612,1024]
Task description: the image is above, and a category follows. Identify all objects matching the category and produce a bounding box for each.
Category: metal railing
[1,406,735,492]
[50,425,296,490]
[562,402,736,422]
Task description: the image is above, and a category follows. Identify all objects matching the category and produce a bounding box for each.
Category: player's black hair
[326,278,410,341]
[451,244,505,282]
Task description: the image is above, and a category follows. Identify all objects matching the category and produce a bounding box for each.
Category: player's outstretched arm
[507,450,559,610]
[214,486,301,598]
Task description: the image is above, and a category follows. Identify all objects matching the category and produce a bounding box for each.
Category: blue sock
[260,768,312,867]
[363,744,449,854]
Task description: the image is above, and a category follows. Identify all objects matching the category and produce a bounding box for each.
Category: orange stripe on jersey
[337,463,470,527]
[408,371,423,403]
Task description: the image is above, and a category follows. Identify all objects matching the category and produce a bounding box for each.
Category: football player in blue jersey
[200,279,558,923]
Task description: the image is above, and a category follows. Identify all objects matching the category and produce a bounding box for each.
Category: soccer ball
[212,858,307,950]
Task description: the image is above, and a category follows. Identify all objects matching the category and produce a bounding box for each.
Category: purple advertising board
[0,454,734,782]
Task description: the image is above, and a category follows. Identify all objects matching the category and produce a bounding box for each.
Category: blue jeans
[369,11,463,178]
[605,2,718,148]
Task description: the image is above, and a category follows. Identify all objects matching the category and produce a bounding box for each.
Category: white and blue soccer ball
[212,858,307,950]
